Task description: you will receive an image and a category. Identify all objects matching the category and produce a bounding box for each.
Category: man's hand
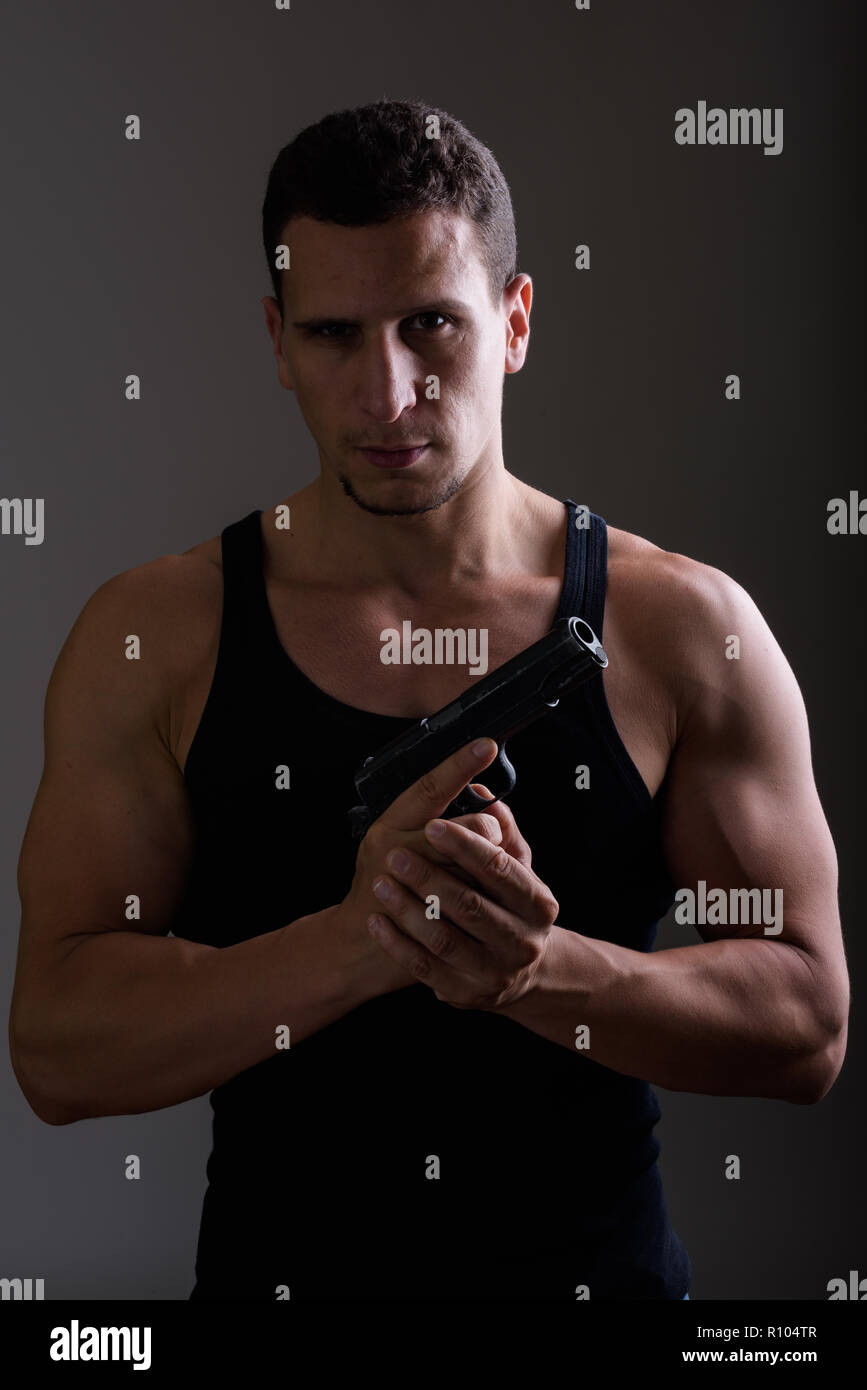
[335,738,529,993]
[363,754,560,1010]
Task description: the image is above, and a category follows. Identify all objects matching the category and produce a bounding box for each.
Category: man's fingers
[419,817,558,924]
[403,793,503,888]
[460,784,533,867]
[378,738,499,834]
[449,788,503,846]
[401,781,531,882]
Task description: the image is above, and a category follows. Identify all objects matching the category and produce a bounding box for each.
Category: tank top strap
[561,499,607,635]
[582,507,608,638]
[216,508,270,662]
[561,501,650,806]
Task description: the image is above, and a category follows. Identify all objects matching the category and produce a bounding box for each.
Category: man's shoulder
[108,534,219,590]
[605,523,768,717]
[607,522,756,631]
[59,528,227,700]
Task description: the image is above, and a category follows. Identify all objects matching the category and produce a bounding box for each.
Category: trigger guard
[444,745,516,819]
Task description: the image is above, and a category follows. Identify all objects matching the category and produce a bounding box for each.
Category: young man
[11,100,848,1301]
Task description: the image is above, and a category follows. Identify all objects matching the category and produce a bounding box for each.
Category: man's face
[263,209,527,516]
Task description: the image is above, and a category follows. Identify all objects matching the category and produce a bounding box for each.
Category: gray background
[1,0,863,1299]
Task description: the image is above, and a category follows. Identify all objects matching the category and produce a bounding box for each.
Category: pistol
[347,615,608,840]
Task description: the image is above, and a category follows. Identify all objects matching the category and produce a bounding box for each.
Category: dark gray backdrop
[1,0,862,1299]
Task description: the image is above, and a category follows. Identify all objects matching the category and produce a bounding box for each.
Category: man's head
[261,100,532,517]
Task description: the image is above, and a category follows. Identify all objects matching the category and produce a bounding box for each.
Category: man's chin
[337,466,465,517]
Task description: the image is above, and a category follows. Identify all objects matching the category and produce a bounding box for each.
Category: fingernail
[471,738,494,758]
[373,878,393,901]
[425,820,446,838]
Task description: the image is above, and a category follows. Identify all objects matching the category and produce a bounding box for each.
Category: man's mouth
[357,444,429,469]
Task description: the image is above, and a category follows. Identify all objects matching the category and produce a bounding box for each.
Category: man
[10,100,848,1301]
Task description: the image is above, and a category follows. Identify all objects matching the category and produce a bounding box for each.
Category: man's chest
[265,572,563,707]
[262,580,674,800]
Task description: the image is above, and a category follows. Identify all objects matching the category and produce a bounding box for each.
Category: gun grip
[445,743,517,818]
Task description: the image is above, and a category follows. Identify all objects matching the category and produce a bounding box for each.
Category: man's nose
[356,331,418,421]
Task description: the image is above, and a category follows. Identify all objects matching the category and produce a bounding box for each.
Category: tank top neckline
[244,497,587,728]
[190,496,656,808]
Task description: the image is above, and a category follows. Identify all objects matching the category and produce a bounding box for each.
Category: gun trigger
[445,743,517,818]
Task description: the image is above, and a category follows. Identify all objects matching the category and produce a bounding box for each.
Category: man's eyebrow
[291,298,473,330]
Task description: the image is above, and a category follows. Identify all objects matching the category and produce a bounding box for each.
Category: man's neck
[274,463,553,601]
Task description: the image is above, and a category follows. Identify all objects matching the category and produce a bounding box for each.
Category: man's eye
[308,313,451,339]
[314,323,353,339]
[408,312,450,331]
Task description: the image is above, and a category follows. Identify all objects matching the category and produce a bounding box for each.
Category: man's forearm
[10,904,402,1125]
[492,926,840,1102]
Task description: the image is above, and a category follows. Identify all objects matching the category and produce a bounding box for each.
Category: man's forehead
[282,209,488,310]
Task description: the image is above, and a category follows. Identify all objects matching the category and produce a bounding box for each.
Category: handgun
[347,615,607,840]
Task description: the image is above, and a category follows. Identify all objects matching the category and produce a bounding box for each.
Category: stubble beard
[337,455,467,518]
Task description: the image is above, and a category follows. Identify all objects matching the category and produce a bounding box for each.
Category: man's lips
[357,444,429,469]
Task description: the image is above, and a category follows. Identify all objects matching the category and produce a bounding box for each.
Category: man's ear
[262,295,296,393]
[503,273,532,375]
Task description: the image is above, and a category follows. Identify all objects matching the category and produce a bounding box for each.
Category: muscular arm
[494,557,850,1103]
[8,563,391,1126]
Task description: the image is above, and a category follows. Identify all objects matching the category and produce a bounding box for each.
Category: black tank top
[183,499,691,1301]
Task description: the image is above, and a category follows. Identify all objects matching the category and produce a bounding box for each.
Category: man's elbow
[782,954,849,1104]
[15,1074,80,1126]
[28,1096,80,1126]
[788,1025,848,1105]
[9,1033,81,1126]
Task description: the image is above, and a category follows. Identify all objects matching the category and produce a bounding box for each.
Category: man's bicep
[14,573,195,983]
[18,741,194,950]
[658,572,847,1027]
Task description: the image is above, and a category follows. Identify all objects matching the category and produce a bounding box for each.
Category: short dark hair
[261,99,518,315]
